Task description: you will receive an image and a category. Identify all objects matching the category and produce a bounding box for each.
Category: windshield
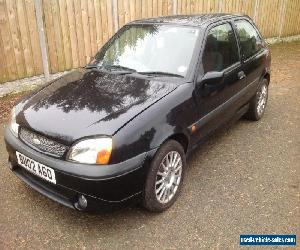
[93,25,200,77]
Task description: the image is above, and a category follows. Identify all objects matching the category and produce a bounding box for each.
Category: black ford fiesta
[4,14,270,212]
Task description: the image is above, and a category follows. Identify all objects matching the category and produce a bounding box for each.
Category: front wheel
[245,79,269,121]
[143,140,186,212]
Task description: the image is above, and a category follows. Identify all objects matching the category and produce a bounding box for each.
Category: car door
[192,21,245,143]
[233,19,269,101]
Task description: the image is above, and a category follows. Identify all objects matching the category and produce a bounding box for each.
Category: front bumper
[4,128,151,211]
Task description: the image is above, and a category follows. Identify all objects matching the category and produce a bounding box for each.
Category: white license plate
[16,151,56,184]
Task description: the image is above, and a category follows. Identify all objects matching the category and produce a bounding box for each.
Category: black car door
[192,21,245,144]
[233,19,269,100]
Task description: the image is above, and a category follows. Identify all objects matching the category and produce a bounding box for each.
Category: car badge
[33,137,41,145]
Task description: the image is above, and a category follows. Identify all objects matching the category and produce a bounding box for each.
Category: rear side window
[202,23,239,73]
[234,20,263,60]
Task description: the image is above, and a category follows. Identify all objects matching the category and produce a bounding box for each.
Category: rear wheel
[143,140,186,212]
[245,78,269,121]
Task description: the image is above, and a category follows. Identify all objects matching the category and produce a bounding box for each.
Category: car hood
[16,69,178,145]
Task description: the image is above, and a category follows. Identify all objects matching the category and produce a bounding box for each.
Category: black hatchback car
[5,14,270,212]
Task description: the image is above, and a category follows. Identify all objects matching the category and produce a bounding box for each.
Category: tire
[245,78,269,121]
[143,140,186,212]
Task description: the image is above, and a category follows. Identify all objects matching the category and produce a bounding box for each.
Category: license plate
[16,151,56,184]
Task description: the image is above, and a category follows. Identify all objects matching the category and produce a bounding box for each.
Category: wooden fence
[0,0,300,83]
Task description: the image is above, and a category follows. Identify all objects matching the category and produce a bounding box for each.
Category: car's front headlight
[67,137,112,165]
[10,107,19,137]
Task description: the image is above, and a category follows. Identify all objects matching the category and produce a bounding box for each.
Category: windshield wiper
[137,71,184,78]
[104,65,136,72]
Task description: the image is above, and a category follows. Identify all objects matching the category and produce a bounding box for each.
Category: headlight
[67,137,112,165]
[10,107,19,137]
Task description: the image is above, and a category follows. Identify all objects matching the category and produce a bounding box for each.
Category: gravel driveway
[0,41,299,249]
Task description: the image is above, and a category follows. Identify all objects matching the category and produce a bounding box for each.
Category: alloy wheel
[257,83,268,117]
[155,151,182,204]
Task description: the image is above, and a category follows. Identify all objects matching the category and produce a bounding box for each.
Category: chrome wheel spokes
[155,151,182,204]
[257,84,268,116]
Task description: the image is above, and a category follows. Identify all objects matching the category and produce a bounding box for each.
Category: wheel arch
[260,66,270,85]
[263,72,270,84]
[168,133,189,153]
[148,130,191,161]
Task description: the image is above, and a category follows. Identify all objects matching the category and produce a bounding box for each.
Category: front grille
[19,127,69,157]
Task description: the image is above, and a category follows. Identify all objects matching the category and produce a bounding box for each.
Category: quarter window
[235,20,263,59]
[202,23,239,73]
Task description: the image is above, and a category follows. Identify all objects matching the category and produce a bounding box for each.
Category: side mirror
[197,71,224,86]
[196,71,224,95]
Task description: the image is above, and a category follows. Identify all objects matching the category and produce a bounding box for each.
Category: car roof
[129,13,248,27]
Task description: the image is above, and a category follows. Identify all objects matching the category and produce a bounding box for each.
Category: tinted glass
[202,23,239,73]
[235,20,263,59]
[94,25,200,77]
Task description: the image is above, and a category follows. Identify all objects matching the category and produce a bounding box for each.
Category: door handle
[238,71,246,80]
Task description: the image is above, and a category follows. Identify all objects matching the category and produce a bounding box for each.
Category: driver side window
[202,23,239,73]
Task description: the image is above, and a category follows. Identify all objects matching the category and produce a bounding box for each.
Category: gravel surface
[0,92,29,123]
[0,42,299,249]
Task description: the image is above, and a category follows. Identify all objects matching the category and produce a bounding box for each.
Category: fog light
[75,195,88,210]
